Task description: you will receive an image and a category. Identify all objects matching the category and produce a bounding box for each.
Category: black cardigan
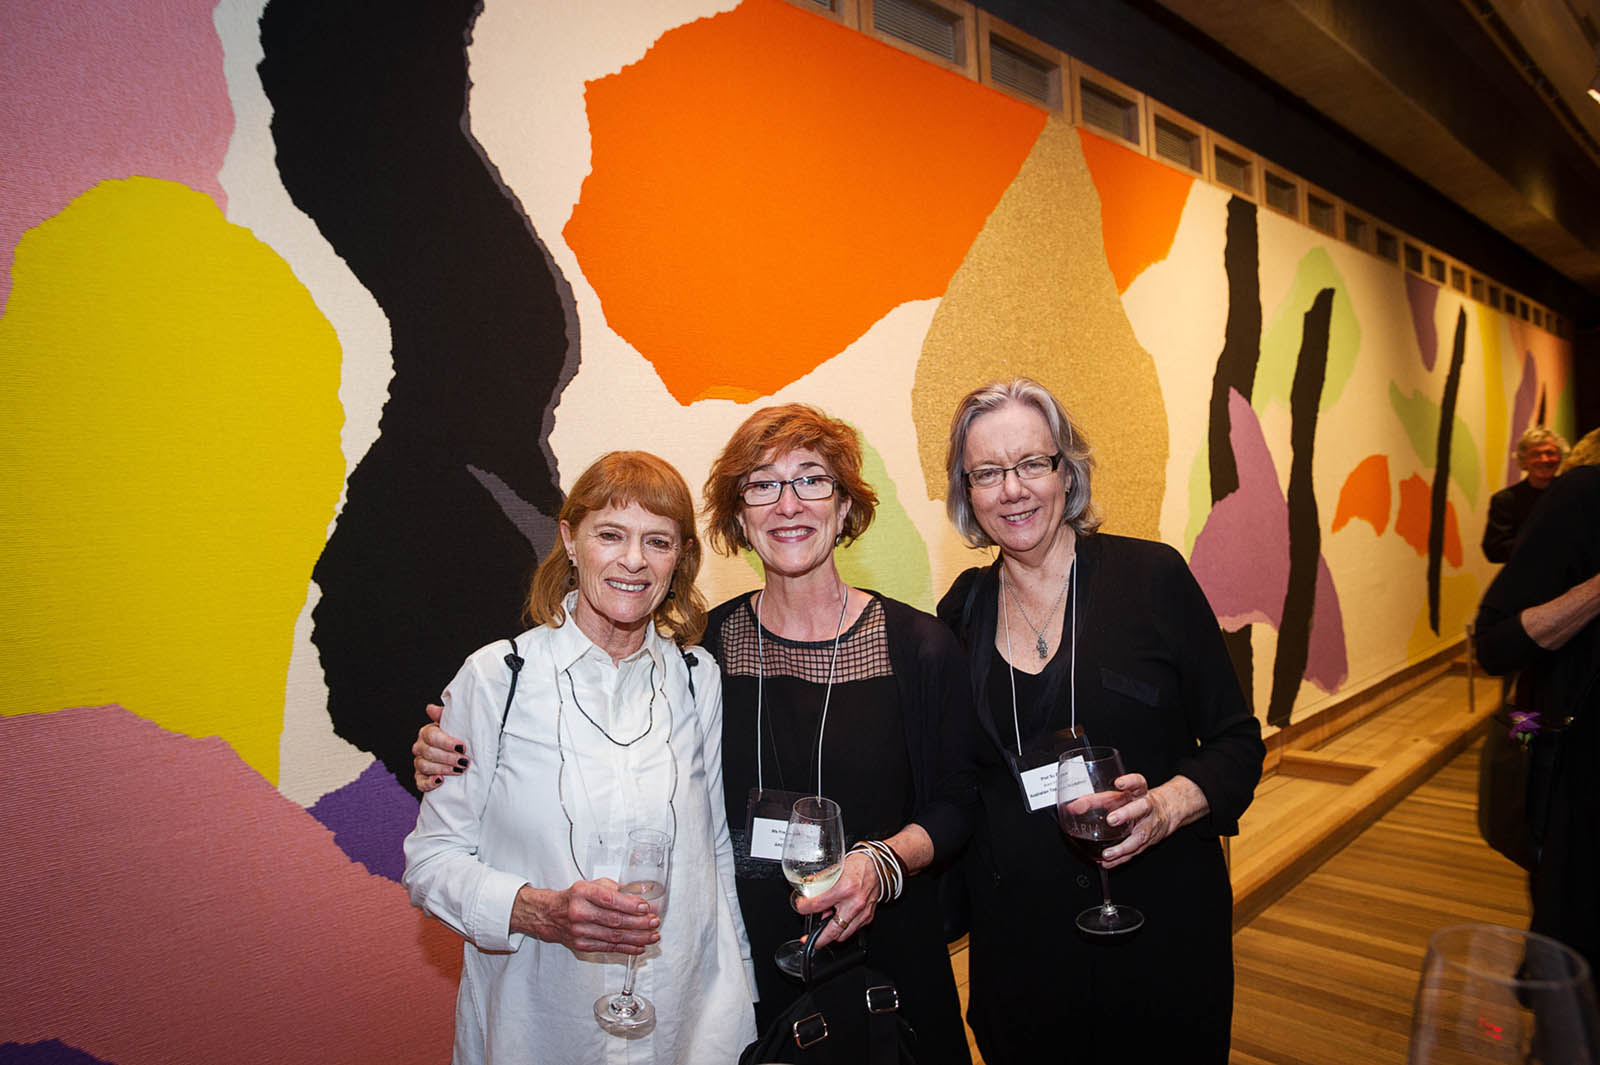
[703,591,982,865]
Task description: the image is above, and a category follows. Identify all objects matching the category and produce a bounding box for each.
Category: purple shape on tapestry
[308,760,418,882]
[1191,389,1290,630]
[1305,557,1348,691]
[1191,390,1348,693]
[1504,352,1538,486]
[0,1041,117,1065]
[1405,273,1439,371]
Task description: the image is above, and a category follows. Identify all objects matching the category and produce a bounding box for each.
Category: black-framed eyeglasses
[739,475,838,507]
[964,453,1062,489]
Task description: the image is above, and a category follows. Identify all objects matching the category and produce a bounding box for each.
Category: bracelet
[849,840,907,903]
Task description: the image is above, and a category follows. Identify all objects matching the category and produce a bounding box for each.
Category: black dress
[1474,465,1600,974]
[705,592,979,1065]
[938,534,1265,1065]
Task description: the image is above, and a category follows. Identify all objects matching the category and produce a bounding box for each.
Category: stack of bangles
[849,840,907,903]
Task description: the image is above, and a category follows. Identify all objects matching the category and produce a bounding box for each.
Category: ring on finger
[833,912,851,931]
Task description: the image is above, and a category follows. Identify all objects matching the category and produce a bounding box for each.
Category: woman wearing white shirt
[403,451,756,1064]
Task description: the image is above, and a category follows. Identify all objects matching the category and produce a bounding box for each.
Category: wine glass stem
[619,953,640,999]
[1097,867,1117,915]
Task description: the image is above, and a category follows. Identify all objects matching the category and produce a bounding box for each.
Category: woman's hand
[1098,773,1209,869]
[413,703,468,791]
[795,850,879,949]
[510,879,663,955]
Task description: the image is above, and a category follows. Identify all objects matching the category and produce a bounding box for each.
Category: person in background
[936,378,1265,1065]
[1482,426,1567,563]
[402,451,755,1065]
[1474,441,1600,977]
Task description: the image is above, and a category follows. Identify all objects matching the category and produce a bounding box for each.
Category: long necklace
[755,582,851,798]
[562,663,654,746]
[1002,562,1072,659]
[554,657,678,879]
[1000,556,1077,756]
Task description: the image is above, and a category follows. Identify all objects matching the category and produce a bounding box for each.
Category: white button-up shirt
[404,604,756,1064]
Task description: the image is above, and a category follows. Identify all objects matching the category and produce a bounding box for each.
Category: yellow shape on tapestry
[0,178,343,784]
[1407,571,1481,658]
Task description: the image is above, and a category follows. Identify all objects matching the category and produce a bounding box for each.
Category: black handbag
[739,934,918,1065]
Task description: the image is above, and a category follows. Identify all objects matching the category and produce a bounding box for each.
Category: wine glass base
[774,938,844,980]
[1076,903,1144,936]
[595,993,656,1035]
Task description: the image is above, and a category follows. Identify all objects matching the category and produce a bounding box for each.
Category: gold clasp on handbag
[865,984,900,1014]
[792,1012,828,1048]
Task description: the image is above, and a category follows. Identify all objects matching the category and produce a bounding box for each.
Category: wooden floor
[947,668,1531,1065]
[1229,739,1529,1064]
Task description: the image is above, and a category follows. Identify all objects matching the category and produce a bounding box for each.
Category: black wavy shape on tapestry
[1427,309,1468,634]
[1266,289,1334,727]
[1209,197,1262,703]
[259,0,578,792]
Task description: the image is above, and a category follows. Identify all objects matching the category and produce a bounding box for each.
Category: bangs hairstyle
[944,378,1100,548]
[703,404,878,557]
[526,450,707,646]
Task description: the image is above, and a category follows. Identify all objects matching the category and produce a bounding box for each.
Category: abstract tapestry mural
[0,0,1577,1057]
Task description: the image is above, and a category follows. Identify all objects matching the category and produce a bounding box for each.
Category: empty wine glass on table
[775,796,844,979]
[594,827,672,1035]
[1056,746,1144,936]
[1409,923,1599,1063]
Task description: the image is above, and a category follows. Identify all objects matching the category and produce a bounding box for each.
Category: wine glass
[1056,746,1143,935]
[594,827,672,1034]
[775,795,844,979]
[1409,923,1599,1063]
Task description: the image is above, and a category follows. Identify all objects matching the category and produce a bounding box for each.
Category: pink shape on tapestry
[1191,392,1290,630]
[1405,273,1439,372]
[1191,390,1347,692]
[0,0,232,311]
[0,706,459,1065]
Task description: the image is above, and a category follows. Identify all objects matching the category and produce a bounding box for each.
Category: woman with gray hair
[936,378,1264,1064]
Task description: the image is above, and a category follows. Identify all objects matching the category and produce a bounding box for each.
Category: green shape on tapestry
[1254,248,1360,414]
[1387,384,1482,508]
[741,427,933,610]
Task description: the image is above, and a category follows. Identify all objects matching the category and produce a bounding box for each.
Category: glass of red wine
[1056,746,1143,935]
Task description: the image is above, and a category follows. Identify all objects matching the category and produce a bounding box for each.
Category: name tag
[744,787,809,862]
[1057,753,1091,801]
[1018,761,1059,812]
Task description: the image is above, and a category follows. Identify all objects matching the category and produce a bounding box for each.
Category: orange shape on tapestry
[1394,472,1463,566]
[1077,128,1193,293]
[565,0,1046,403]
[1332,454,1390,534]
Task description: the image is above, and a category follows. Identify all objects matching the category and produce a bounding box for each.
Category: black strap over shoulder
[501,638,524,731]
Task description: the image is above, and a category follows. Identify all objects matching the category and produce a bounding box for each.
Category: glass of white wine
[594,827,672,1034]
[775,795,844,979]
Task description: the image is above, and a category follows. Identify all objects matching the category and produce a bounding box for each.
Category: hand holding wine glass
[594,828,672,1034]
[1057,746,1144,935]
[776,796,844,979]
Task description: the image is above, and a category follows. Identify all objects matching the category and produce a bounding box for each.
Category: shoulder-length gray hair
[944,378,1100,548]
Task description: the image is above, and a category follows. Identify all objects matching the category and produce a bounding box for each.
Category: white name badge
[1057,754,1092,802]
[750,816,789,861]
[1019,761,1060,812]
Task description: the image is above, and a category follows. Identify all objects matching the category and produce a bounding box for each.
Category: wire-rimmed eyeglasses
[964,453,1062,489]
[739,475,838,507]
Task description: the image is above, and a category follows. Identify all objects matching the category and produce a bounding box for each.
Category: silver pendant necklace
[1002,562,1072,659]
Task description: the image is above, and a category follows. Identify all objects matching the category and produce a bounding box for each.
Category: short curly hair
[703,404,878,557]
